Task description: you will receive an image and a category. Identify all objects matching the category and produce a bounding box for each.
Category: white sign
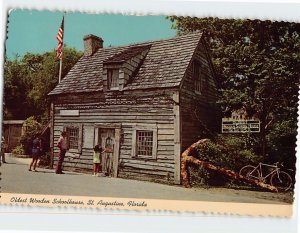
[60,110,80,116]
[222,119,260,133]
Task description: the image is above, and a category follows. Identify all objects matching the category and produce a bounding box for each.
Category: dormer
[102,45,151,91]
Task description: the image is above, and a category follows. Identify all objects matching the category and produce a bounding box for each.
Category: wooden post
[113,128,121,177]
[50,102,54,169]
[58,55,63,83]
[7,126,11,152]
[173,92,181,184]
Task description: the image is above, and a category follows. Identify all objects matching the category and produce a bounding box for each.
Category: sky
[5,10,176,59]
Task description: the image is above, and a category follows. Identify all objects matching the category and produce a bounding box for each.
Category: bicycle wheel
[239,165,259,180]
[270,171,292,192]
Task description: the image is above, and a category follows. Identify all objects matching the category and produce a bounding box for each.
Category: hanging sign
[222,118,260,133]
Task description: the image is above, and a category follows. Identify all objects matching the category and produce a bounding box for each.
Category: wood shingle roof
[104,45,152,64]
[49,33,202,95]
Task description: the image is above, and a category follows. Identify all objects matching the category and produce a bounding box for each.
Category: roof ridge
[99,32,203,51]
[49,32,203,96]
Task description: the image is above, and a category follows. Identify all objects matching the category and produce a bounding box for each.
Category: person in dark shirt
[29,135,42,172]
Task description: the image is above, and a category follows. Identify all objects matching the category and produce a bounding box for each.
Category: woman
[29,135,42,172]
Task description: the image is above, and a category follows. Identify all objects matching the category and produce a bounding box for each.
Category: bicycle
[239,162,292,192]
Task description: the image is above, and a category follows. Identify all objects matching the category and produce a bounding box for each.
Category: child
[93,145,102,176]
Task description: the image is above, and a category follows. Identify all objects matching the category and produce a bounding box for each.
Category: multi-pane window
[67,127,79,150]
[136,130,153,156]
[193,60,202,93]
[107,69,119,89]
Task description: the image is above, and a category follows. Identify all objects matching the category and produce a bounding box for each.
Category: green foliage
[189,136,261,186]
[198,136,261,170]
[39,152,51,167]
[168,16,299,168]
[267,119,297,170]
[4,46,83,121]
[11,145,25,156]
[20,116,42,155]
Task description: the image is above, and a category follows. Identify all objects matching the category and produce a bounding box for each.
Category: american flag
[56,17,64,60]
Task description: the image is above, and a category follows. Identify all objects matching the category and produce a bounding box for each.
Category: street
[1,155,293,204]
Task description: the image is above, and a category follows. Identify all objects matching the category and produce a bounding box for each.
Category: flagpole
[58,53,63,83]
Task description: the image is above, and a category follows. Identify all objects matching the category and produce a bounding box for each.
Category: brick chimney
[83,34,103,56]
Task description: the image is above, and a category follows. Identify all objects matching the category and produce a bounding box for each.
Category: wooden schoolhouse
[48,32,218,184]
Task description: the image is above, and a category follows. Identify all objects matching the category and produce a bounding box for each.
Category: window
[67,127,79,150]
[132,126,157,159]
[64,124,83,152]
[107,69,119,89]
[193,60,202,93]
[136,131,153,156]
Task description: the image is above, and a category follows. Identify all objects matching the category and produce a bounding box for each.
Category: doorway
[98,128,115,177]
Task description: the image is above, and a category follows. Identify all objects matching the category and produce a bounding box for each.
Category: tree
[168,17,300,168]
[25,47,83,122]
[4,46,83,122]
[20,116,42,155]
[4,56,31,119]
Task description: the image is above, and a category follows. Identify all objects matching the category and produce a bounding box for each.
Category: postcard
[1,9,298,217]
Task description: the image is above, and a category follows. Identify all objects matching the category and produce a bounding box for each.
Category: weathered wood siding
[180,39,219,150]
[51,89,177,183]
[122,49,150,85]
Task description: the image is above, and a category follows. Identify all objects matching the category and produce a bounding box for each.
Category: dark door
[98,128,115,176]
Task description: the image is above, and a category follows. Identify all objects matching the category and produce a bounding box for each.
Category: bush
[189,135,262,186]
[11,145,25,156]
[20,116,42,155]
[38,152,51,167]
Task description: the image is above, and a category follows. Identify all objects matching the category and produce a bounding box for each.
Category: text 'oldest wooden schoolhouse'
[48,33,218,184]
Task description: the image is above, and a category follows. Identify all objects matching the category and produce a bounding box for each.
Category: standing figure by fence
[1,136,7,164]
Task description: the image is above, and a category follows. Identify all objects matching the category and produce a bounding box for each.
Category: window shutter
[78,124,83,153]
[152,127,158,159]
[193,60,202,93]
[131,129,137,158]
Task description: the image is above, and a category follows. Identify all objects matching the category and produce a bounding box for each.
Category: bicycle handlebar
[273,162,284,167]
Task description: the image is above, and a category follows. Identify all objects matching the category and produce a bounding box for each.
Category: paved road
[1,155,291,204]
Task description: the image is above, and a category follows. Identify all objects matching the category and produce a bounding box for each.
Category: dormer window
[193,60,202,93]
[103,45,151,91]
[107,68,119,90]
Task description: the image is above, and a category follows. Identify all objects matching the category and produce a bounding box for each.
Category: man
[1,136,6,164]
[56,131,68,174]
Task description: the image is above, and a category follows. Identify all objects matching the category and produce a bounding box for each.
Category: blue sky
[6,10,176,59]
